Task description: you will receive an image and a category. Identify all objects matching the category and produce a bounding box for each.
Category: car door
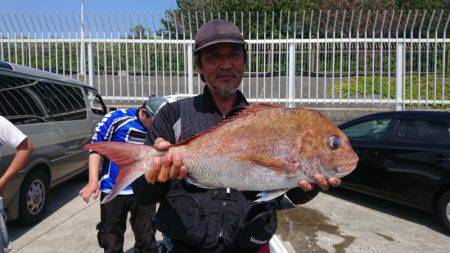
[379,115,450,207]
[40,82,91,182]
[341,114,397,193]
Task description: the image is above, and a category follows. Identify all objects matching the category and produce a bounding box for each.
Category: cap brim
[194,38,246,53]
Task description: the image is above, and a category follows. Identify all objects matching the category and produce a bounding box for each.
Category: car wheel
[18,170,49,225]
[437,191,450,231]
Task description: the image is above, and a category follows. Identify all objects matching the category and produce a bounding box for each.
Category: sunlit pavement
[8,175,450,253]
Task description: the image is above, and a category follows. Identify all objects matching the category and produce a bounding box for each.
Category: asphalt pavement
[7,175,450,253]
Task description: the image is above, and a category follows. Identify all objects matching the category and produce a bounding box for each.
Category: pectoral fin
[235,154,300,176]
[255,189,289,203]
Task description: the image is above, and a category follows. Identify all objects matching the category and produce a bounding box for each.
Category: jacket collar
[200,86,249,117]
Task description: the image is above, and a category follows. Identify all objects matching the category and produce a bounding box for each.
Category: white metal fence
[0,10,449,109]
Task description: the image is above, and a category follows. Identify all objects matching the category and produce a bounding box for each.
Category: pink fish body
[85,103,359,203]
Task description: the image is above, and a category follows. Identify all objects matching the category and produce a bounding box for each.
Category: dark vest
[155,97,278,252]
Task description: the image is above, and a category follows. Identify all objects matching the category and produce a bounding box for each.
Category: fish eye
[329,136,341,150]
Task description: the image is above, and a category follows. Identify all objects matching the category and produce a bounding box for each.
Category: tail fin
[83,142,157,204]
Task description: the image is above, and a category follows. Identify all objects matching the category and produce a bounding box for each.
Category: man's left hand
[298,174,341,191]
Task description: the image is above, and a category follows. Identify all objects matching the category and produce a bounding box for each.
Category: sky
[1,0,177,13]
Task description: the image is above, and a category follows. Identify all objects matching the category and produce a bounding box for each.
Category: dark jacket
[132,87,318,252]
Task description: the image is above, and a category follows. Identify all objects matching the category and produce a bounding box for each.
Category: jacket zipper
[219,188,230,238]
[219,200,226,238]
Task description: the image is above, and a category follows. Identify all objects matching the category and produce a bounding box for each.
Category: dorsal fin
[173,103,281,147]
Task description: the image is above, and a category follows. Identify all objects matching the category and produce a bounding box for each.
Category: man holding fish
[86,19,358,253]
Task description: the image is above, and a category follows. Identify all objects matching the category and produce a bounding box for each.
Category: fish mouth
[335,162,358,178]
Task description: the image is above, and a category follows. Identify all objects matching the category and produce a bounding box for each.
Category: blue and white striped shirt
[92,108,146,195]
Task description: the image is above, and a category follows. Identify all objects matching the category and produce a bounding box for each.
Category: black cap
[194,19,246,53]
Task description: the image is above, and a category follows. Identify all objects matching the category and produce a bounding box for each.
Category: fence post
[187,43,194,94]
[288,42,296,108]
[395,42,404,111]
[88,42,94,87]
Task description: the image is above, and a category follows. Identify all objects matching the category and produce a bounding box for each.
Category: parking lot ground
[7,176,450,253]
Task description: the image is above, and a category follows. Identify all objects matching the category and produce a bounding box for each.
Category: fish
[84,103,359,204]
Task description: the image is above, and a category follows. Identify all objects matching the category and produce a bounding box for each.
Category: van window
[0,74,46,125]
[40,82,87,121]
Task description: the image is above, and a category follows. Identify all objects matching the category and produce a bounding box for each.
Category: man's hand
[79,182,100,203]
[144,137,187,184]
[298,174,341,192]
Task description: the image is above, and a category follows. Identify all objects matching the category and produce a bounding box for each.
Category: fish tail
[83,142,160,204]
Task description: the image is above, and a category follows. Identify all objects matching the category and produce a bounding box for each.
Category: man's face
[198,43,244,96]
[138,108,153,129]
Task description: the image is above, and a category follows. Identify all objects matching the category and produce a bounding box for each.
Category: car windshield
[343,118,392,141]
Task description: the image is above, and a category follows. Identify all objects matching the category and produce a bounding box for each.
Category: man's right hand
[79,182,99,203]
[144,137,187,184]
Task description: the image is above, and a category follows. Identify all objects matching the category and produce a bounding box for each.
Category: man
[79,96,168,253]
[0,116,34,252]
[132,19,340,252]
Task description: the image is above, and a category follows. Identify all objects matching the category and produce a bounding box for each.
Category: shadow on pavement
[7,173,87,241]
[326,186,450,236]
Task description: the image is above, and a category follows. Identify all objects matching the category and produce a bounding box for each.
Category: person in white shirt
[0,116,33,252]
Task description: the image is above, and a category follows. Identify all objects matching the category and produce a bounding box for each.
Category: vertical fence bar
[278,11,283,104]
[29,14,38,68]
[108,14,115,103]
[387,10,395,103]
[50,14,59,75]
[114,13,122,99]
[88,39,94,86]
[14,14,24,65]
[144,12,151,97]
[308,10,312,103]
[380,11,386,103]
[300,11,305,104]
[363,11,370,102]
[355,10,362,103]
[371,11,379,103]
[330,11,336,103]
[339,11,346,103]
[151,13,158,96]
[7,15,18,64]
[433,10,443,105]
[270,11,275,103]
[187,43,193,94]
[348,10,354,103]
[425,10,435,106]
[396,42,404,111]
[316,10,321,104]
[21,14,31,67]
[285,11,290,106]
[262,11,267,100]
[418,11,427,105]
[137,14,144,100]
[409,11,418,106]
[402,11,411,107]
[57,14,65,76]
[93,13,101,94]
[442,13,450,106]
[256,11,259,100]
[288,42,295,108]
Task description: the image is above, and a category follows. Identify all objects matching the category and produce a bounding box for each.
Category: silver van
[0,61,107,224]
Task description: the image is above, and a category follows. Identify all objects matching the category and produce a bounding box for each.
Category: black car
[339,111,450,231]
